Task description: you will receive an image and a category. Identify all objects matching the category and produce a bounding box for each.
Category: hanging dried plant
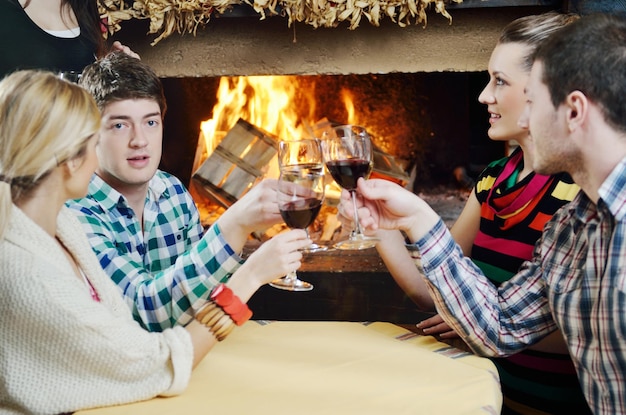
[99,0,462,45]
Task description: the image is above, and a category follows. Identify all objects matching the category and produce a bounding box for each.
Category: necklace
[55,236,100,302]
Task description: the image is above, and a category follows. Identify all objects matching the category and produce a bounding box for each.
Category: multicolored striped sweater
[472,148,580,284]
[471,148,590,415]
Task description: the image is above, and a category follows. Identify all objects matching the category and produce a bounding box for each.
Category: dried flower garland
[99,0,462,45]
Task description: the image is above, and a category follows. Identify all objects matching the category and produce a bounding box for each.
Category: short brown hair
[80,51,167,116]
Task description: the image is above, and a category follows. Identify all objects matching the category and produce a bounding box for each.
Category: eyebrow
[491,69,510,76]
[106,112,162,120]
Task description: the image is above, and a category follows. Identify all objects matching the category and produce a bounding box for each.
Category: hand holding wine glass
[321,124,378,250]
[270,167,325,291]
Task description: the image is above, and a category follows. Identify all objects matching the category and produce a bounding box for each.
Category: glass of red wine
[277,138,327,253]
[269,166,325,291]
[321,124,379,250]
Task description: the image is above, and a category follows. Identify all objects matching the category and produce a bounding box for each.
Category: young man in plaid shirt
[68,52,310,332]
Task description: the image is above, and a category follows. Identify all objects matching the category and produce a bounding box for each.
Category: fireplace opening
[159,72,503,240]
[161,72,503,197]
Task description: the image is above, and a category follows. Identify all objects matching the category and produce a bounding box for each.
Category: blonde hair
[0,70,101,238]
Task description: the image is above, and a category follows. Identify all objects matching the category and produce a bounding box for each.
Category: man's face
[95,99,163,193]
[519,62,569,176]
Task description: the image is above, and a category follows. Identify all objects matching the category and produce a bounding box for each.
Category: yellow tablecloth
[77,321,501,414]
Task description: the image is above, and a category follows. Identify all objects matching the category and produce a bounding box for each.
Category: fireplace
[105,2,563,322]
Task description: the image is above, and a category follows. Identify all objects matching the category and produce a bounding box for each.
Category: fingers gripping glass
[321,125,378,250]
[270,167,325,291]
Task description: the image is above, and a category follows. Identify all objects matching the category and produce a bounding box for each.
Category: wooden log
[192,118,278,207]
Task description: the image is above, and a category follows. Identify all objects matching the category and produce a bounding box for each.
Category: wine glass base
[270,277,314,292]
[334,237,379,250]
[301,243,329,253]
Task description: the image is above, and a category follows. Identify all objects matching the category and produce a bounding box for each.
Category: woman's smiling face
[478,42,532,145]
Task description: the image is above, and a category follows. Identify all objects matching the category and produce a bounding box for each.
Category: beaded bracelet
[195,302,234,341]
[210,284,253,326]
[194,284,252,341]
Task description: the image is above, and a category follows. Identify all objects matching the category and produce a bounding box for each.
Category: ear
[63,158,81,177]
[66,158,76,171]
[565,90,587,133]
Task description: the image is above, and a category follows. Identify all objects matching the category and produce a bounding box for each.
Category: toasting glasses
[321,125,378,250]
[277,138,328,253]
[269,165,325,291]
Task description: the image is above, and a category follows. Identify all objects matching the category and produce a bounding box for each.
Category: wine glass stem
[304,228,313,248]
[284,270,297,285]
[350,190,365,237]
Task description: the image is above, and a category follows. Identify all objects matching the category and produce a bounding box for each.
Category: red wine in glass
[280,198,323,229]
[270,168,325,292]
[321,125,379,250]
[325,159,372,191]
[278,138,328,253]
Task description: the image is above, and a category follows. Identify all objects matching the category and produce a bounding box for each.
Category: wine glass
[269,166,325,291]
[277,138,327,253]
[321,124,378,250]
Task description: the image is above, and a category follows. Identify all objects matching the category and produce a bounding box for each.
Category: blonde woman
[0,71,308,413]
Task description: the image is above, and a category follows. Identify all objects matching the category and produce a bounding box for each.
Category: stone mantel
[109,5,556,77]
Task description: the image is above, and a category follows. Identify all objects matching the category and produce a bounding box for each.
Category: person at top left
[0,0,139,79]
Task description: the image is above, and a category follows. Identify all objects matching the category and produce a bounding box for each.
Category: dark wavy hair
[71,0,107,57]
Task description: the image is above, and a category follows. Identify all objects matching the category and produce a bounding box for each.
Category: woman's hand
[416,314,460,339]
[110,41,140,59]
[243,229,311,286]
[226,229,310,302]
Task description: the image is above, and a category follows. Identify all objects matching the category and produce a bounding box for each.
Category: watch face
[404,243,419,251]
[405,243,420,259]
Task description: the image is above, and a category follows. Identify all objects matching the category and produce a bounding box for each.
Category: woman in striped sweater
[374,12,591,415]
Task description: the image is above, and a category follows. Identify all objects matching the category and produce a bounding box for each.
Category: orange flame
[199,76,318,152]
[194,75,370,188]
[341,89,357,125]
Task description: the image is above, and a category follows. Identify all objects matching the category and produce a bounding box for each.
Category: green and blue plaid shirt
[67,171,243,332]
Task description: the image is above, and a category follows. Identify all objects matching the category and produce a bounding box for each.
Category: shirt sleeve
[69,199,243,332]
[415,219,557,357]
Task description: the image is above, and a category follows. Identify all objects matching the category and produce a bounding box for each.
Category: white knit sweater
[0,206,193,414]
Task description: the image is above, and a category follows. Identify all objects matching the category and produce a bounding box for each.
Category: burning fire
[201,76,310,154]
[194,75,362,175]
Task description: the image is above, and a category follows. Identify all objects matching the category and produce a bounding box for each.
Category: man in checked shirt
[338,14,626,415]
[68,51,309,332]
